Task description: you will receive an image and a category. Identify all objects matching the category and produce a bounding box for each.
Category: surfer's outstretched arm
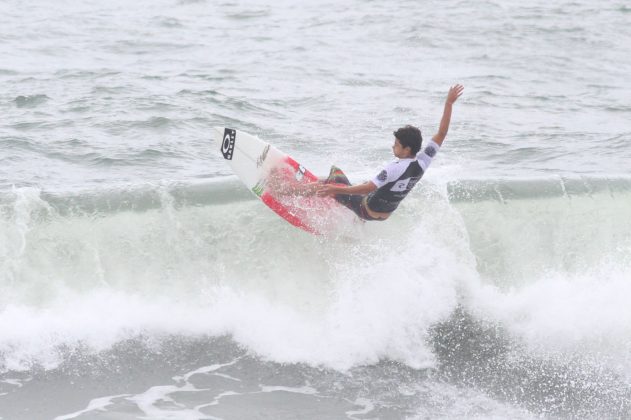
[432,84,464,146]
[317,181,376,197]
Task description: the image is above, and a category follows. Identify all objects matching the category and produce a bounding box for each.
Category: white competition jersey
[366,140,440,213]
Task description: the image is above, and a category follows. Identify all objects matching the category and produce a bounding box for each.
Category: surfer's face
[392,138,413,158]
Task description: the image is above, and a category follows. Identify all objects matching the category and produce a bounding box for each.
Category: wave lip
[447,176,631,202]
[448,176,631,285]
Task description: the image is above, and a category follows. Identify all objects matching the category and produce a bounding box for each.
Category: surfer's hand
[446,84,464,105]
[316,184,339,197]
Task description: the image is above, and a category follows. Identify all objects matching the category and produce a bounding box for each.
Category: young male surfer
[316,84,464,220]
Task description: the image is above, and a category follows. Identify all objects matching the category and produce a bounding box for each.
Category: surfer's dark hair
[393,125,422,155]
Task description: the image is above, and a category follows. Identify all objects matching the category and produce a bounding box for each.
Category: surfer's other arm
[317,181,376,197]
[432,84,464,146]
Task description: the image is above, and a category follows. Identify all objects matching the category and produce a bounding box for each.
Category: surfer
[316,84,464,220]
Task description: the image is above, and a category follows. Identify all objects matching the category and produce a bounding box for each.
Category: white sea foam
[54,394,131,420]
[469,258,631,376]
[452,187,631,376]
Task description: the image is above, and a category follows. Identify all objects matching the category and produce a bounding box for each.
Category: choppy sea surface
[1,0,631,419]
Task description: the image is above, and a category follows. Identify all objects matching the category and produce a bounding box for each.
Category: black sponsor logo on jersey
[406,176,420,191]
[424,145,437,158]
[377,170,387,182]
[221,128,236,160]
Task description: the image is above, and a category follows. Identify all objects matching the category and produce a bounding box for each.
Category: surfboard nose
[212,126,225,138]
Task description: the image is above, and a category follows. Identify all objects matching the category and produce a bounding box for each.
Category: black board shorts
[325,166,384,221]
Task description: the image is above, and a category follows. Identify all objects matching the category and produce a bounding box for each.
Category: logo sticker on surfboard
[295,165,306,181]
[221,128,236,160]
[256,144,270,168]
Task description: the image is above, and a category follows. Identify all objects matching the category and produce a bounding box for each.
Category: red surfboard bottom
[260,156,347,234]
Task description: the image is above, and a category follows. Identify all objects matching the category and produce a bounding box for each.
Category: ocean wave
[2,175,630,214]
[0,182,464,372]
[0,178,629,382]
[447,177,631,283]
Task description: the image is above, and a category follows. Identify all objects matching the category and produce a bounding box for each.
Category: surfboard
[213,127,355,234]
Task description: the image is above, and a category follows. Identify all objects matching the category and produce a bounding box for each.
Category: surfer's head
[393,125,422,157]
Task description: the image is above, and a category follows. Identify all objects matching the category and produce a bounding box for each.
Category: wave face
[1,177,630,368]
[449,178,631,378]
[1,177,630,417]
